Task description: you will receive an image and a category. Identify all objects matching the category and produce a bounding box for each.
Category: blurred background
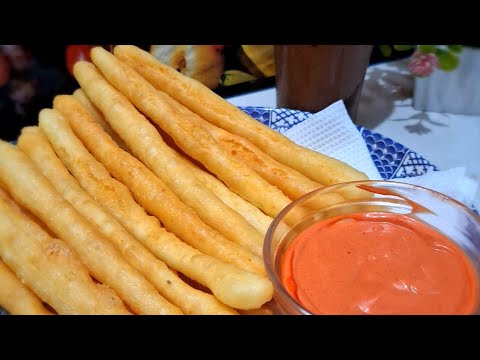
[0,45,412,142]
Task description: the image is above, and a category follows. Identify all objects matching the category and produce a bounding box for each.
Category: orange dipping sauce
[281,212,479,315]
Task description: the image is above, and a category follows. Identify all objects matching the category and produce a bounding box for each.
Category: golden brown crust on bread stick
[201,120,323,200]
[114,45,368,185]
[73,60,265,259]
[0,180,55,237]
[151,123,274,233]
[18,126,233,315]
[0,259,54,315]
[117,121,274,237]
[41,103,272,310]
[0,190,131,315]
[72,88,130,152]
[91,47,292,218]
[179,156,274,236]
[54,94,264,272]
[0,136,180,315]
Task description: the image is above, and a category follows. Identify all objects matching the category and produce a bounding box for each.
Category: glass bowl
[263,180,480,315]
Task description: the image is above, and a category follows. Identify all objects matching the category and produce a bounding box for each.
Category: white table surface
[225,59,480,211]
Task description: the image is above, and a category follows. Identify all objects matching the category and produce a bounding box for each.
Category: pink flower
[408,51,440,77]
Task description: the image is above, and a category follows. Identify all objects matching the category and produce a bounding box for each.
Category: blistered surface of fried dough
[55,95,264,274]
[42,102,272,310]
[0,179,55,237]
[0,259,53,315]
[18,126,232,315]
[72,89,130,152]
[92,47,292,218]
[0,136,179,315]
[176,151,274,236]
[0,194,131,315]
[114,45,368,185]
[73,60,267,258]
[202,120,323,200]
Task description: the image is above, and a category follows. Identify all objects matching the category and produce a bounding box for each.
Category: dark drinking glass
[275,45,373,122]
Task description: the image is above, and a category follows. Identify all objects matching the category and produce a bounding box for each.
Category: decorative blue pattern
[238,106,273,128]
[271,108,310,133]
[239,107,438,180]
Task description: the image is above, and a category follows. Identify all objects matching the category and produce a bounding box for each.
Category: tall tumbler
[275,45,373,122]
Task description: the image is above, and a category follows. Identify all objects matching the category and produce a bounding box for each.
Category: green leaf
[393,45,415,51]
[436,49,460,71]
[379,45,392,57]
[447,45,463,53]
[418,45,437,54]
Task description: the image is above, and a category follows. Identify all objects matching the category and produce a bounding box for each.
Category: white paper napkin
[283,100,478,208]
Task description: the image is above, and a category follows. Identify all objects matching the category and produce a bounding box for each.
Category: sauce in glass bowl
[281,212,479,315]
[264,180,480,315]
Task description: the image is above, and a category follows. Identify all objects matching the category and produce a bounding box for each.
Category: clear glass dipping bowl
[263,180,480,315]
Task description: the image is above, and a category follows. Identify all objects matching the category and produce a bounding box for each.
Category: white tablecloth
[226,59,480,211]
